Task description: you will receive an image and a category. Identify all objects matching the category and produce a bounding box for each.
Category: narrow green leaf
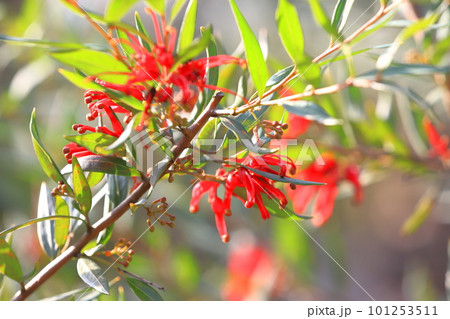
[61,155,140,177]
[331,0,355,34]
[49,49,130,84]
[229,0,268,97]
[0,236,23,282]
[263,196,313,220]
[266,65,295,87]
[360,64,450,78]
[241,165,325,186]
[76,258,110,295]
[37,182,58,259]
[401,187,437,236]
[0,215,85,237]
[115,28,135,57]
[72,157,93,215]
[170,0,188,23]
[177,0,197,53]
[54,196,70,248]
[64,133,126,157]
[145,0,165,15]
[276,0,304,64]
[201,26,219,103]
[135,12,153,52]
[30,109,70,189]
[172,26,212,71]
[221,117,273,154]
[126,277,163,301]
[87,172,105,188]
[105,0,139,22]
[282,101,342,125]
[307,0,338,38]
[58,69,105,91]
[0,34,93,49]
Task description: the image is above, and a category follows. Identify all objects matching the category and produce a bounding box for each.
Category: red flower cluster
[189,154,296,242]
[62,8,245,164]
[287,154,362,227]
[423,117,450,160]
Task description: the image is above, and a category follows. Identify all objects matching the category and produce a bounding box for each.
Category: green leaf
[115,28,135,57]
[331,0,355,35]
[201,26,219,103]
[229,0,268,98]
[145,0,165,15]
[276,0,304,64]
[64,133,126,156]
[266,65,295,87]
[72,157,93,215]
[177,0,197,53]
[0,34,95,49]
[401,187,437,236]
[134,12,153,52]
[76,258,110,295]
[61,155,141,177]
[172,26,212,71]
[0,236,23,282]
[87,172,105,188]
[105,0,139,22]
[126,277,163,301]
[263,196,313,220]
[49,49,130,84]
[54,196,70,248]
[282,101,342,125]
[37,182,58,258]
[360,64,450,78]
[221,117,273,154]
[30,109,70,190]
[240,165,325,186]
[170,0,188,23]
[58,69,105,91]
[0,215,85,237]
[307,0,338,38]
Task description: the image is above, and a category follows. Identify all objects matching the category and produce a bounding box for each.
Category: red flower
[287,154,362,227]
[62,93,124,163]
[423,117,450,160]
[222,241,281,300]
[189,154,296,242]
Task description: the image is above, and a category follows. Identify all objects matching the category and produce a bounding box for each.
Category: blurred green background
[0,0,449,301]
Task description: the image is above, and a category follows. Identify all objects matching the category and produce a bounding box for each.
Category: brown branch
[11,92,224,301]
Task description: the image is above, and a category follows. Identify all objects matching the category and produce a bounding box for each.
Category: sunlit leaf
[0,236,23,282]
[0,34,95,49]
[72,157,93,215]
[134,11,153,52]
[201,26,219,103]
[37,182,59,259]
[173,26,212,71]
[229,0,268,98]
[105,0,139,22]
[177,0,197,53]
[30,109,71,191]
[331,0,355,35]
[126,277,163,301]
[50,49,130,84]
[307,0,338,38]
[276,0,304,64]
[76,258,109,295]
[54,196,70,248]
[170,0,188,23]
[64,133,126,157]
[266,65,295,87]
[145,0,165,15]
[87,172,105,188]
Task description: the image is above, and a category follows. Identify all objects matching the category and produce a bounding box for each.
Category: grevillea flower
[423,117,450,160]
[93,9,245,113]
[62,94,124,163]
[189,154,296,242]
[222,241,281,300]
[287,154,362,227]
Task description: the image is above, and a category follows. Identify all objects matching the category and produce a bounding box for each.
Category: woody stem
[11,92,224,301]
